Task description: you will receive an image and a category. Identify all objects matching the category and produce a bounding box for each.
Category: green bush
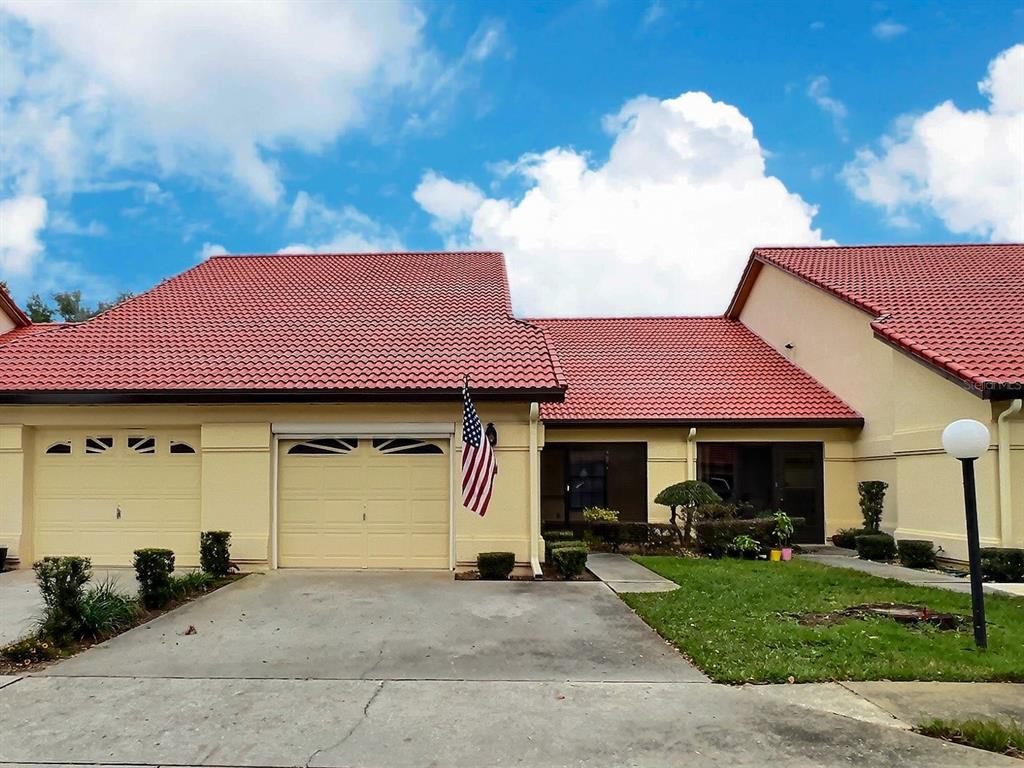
[857,480,888,532]
[695,518,805,558]
[831,527,871,549]
[33,556,92,645]
[170,571,215,600]
[980,548,1024,583]
[551,544,588,578]
[133,548,176,609]
[199,531,232,577]
[477,551,515,580]
[855,533,896,562]
[655,480,721,543]
[542,530,575,544]
[582,506,619,522]
[897,539,937,569]
[547,539,588,560]
[729,534,761,558]
[80,577,141,641]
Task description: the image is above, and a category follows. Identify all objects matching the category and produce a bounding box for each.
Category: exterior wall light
[941,418,992,648]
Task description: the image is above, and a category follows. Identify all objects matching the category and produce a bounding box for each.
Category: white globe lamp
[941,419,990,460]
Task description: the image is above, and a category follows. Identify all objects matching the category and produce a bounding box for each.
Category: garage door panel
[278,436,450,569]
[34,428,201,566]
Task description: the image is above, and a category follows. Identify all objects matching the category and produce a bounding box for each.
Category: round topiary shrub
[477,551,515,580]
[855,533,896,562]
[897,539,937,569]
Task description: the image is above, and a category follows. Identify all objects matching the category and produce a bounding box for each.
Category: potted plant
[729,534,761,560]
[771,510,794,561]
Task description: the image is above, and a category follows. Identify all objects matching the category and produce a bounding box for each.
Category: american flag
[461,380,497,517]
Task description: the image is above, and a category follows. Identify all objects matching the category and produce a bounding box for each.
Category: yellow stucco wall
[739,263,1023,558]
[543,424,859,535]
[0,312,14,335]
[0,401,538,569]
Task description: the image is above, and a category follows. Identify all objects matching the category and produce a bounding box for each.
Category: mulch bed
[455,562,598,581]
[797,602,964,630]
[0,574,245,674]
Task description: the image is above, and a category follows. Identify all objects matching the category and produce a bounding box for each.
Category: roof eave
[540,416,865,428]
[0,386,568,405]
[724,251,762,319]
[0,287,31,328]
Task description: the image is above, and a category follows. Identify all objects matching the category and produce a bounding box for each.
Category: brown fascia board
[0,386,568,405]
[0,287,31,327]
[724,253,763,319]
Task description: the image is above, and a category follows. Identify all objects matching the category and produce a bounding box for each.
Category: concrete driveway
[0,570,1013,767]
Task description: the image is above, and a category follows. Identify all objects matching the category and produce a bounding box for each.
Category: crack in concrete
[304,680,386,768]
[835,681,910,728]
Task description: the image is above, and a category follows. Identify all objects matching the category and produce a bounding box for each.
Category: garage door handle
[363,512,366,521]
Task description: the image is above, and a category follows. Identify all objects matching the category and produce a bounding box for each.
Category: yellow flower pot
[770,549,782,562]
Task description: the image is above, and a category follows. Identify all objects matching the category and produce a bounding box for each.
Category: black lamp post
[941,418,992,649]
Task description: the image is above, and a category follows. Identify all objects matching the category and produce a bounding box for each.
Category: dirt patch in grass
[0,574,245,674]
[798,602,964,630]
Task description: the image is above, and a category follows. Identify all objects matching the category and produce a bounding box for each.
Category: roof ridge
[528,314,733,321]
[753,243,1024,251]
[207,250,504,259]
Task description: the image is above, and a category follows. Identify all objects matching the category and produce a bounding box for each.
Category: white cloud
[279,191,403,253]
[642,1,667,28]
[843,44,1024,241]
[413,172,485,230]
[807,76,848,141]
[1,1,435,205]
[197,242,229,261]
[415,91,829,316]
[49,212,107,237]
[0,194,48,275]
[873,20,907,40]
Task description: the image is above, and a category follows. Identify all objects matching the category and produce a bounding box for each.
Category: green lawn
[621,557,1024,684]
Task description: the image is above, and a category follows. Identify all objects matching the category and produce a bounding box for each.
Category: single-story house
[1,244,1021,570]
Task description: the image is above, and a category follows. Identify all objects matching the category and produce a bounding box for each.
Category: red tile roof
[529,317,861,423]
[730,244,1024,395]
[0,323,62,347]
[0,252,566,399]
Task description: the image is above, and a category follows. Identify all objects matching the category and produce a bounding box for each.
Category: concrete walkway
[586,552,679,593]
[800,548,1024,597]
[744,681,1024,731]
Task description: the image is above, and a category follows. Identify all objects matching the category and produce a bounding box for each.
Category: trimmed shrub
[477,551,515,580]
[133,548,175,610]
[857,480,888,532]
[855,533,896,562]
[980,548,1024,583]
[548,539,588,554]
[551,544,588,578]
[33,556,92,645]
[199,531,232,577]
[897,539,937,569]
[831,527,871,550]
[655,480,721,543]
[542,530,575,544]
[80,577,141,641]
[695,518,805,558]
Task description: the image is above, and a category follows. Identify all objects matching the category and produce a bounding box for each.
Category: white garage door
[34,428,202,566]
[278,436,450,569]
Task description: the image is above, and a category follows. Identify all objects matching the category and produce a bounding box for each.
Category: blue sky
[1,0,1022,316]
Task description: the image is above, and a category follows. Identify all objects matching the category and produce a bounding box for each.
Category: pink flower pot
[781,547,793,561]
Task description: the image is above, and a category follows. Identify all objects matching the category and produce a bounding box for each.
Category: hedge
[897,539,936,569]
[831,527,872,550]
[477,551,515,580]
[694,517,805,557]
[199,531,231,577]
[133,548,175,609]
[855,533,896,562]
[551,545,588,578]
[980,547,1024,583]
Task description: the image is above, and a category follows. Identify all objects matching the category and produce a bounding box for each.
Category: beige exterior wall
[0,312,14,335]
[543,424,859,535]
[739,263,1023,558]
[0,401,540,569]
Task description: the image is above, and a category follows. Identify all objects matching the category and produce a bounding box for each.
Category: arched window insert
[372,438,444,455]
[128,436,156,454]
[287,438,358,455]
[170,441,196,455]
[85,436,113,454]
[45,441,72,455]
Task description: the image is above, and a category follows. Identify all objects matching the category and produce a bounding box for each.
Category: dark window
[45,441,72,455]
[568,449,608,511]
[128,436,156,454]
[85,436,114,454]
[169,441,196,454]
[287,438,357,455]
[542,442,648,526]
[372,438,444,455]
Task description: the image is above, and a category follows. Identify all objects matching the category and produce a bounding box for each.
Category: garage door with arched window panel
[277,436,450,569]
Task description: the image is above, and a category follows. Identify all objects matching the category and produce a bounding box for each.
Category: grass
[620,557,1024,684]
[917,718,1024,759]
